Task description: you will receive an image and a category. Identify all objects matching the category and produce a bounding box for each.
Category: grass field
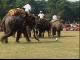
[0,31,79,59]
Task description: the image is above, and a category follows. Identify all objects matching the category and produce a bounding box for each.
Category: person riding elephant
[50,16,64,40]
[0,8,39,43]
[51,15,59,23]
[38,11,45,20]
[23,3,32,14]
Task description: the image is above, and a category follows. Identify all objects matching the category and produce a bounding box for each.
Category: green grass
[0,31,79,59]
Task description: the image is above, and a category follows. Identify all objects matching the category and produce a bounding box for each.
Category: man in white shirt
[51,15,58,22]
[38,11,45,19]
[52,15,58,20]
[23,4,31,14]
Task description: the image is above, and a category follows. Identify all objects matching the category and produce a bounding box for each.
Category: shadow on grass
[18,40,62,44]
[61,35,76,37]
[0,41,62,45]
[30,35,76,39]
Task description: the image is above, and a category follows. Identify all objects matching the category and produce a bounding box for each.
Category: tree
[32,0,47,14]
[63,1,80,23]
[47,0,66,20]
[0,0,10,19]
[0,0,79,22]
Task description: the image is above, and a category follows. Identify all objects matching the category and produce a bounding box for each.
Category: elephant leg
[1,31,13,43]
[48,30,51,37]
[28,28,31,37]
[39,31,42,38]
[29,31,31,37]
[33,29,39,41]
[40,32,43,38]
[5,38,8,43]
[42,32,44,38]
[54,30,56,35]
[23,30,31,42]
[35,30,39,38]
[26,26,31,37]
[52,30,54,37]
[16,31,22,43]
[57,30,61,37]
[1,35,8,43]
[52,28,56,37]
[12,32,16,38]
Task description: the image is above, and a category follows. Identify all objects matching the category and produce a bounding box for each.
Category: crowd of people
[63,23,80,31]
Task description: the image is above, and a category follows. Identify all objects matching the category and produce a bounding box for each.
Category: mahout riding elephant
[0,8,39,43]
[50,20,64,38]
[1,15,30,43]
[35,18,52,38]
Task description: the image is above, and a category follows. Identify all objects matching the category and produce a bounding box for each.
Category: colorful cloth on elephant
[7,8,26,17]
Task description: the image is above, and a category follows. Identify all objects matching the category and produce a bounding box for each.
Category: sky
[67,0,79,2]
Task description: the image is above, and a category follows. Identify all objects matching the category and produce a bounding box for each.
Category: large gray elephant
[25,14,39,41]
[35,18,52,38]
[50,20,64,38]
[0,9,39,43]
[1,15,31,43]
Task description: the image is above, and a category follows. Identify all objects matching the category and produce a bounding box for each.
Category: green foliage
[14,0,34,8]
[63,1,80,22]
[0,0,79,22]
[47,0,66,20]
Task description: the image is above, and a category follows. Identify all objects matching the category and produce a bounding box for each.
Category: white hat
[40,11,42,13]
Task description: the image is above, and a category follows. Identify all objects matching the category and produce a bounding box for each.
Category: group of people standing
[23,3,60,21]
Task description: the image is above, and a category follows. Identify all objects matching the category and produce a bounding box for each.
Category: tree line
[0,0,80,23]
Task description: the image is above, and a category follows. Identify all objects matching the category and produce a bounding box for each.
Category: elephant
[0,8,39,43]
[35,18,52,38]
[50,20,64,38]
[1,15,31,43]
